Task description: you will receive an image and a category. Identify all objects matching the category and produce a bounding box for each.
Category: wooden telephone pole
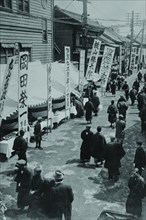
[138,20,145,66]
[82,0,88,72]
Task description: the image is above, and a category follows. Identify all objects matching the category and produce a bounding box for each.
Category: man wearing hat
[14,160,33,211]
[34,117,42,149]
[80,125,93,164]
[117,96,128,120]
[50,170,74,220]
[12,129,27,162]
[133,141,146,175]
[115,114,126,145]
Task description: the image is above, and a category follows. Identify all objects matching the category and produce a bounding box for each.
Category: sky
[55,0,146,36]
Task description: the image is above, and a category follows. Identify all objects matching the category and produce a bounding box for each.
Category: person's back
[34,121,41,135]
[115,118,125,139]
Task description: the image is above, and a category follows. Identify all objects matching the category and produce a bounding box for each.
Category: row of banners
[0,40,117,135]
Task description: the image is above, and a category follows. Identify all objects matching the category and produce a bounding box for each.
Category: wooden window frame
[42,19,48,43]
[0,0,13,11]
[17,0,30,14]
[0,46,14,64]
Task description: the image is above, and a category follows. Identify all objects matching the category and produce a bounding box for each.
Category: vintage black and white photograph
[0,0,146,219]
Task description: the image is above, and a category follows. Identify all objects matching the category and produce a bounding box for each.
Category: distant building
[53,5,104,66]
[0,0,53,64]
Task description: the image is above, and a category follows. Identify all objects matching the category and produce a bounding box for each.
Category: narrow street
[0,71,146,220]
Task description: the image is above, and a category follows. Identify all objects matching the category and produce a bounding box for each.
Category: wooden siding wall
[0,0,53,63]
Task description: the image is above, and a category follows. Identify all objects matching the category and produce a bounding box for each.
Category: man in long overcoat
[115,114,126,144]
[140,103,146,132]
[91,92,100,116]
[107,100,117,128]
[14,160,33,211]
[49,170,74,220]
[126,169,145,217]
[133,141,146,175]
[34,117,42,149]
[80,125,93,163]
[91,126,106,166]
[103,137,125,181]
[84,98,94,123]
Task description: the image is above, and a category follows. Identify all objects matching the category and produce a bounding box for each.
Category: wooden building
[54,5,104,64]
[0,0,53,64]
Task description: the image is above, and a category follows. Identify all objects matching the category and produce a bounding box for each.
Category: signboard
[86,39,101,81]
[65,46,70,118]
[79,50,85,92]
[99,46,115,90]
[0,56,16,125]
[119,45,122,74]
[130,47,137,70]
[47,63,52,128]
[18,52,29,134]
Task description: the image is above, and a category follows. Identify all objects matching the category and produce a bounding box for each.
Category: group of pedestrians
[14,160,74,220]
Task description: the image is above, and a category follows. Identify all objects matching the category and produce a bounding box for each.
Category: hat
[119,114,124,119]
[34,165,42,172]
[54,170,64,181]
[136,141,143,145]
[37,117,42,121]
[16,159,26,167]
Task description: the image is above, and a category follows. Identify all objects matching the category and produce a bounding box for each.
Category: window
[42,19,48,43]
[0,0,12,10]
[18,0,29,13]
[0,46,14,64]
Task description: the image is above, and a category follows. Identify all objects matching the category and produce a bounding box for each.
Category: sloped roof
[54,5,104,33]
[103,27,123,44]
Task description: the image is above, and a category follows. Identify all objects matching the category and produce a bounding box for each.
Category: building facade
[0,0,53,64]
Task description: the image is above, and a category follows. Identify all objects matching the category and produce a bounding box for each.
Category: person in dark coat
[117,96,128,120]
[126,169,145,217]
[103,137,125,181]
[122,81,129,100]
[49,170,74,220]
[14,160,33,211]
[139,103,146,133]
[80,125,93,163]
[107,100,117,128]
[137,89,145,112]
[137,71,142,82]
[132,79,140,93]
[34,117,43,149]
[27,165,44,218]
[91,92,100,116]
[133,141,146,175]
[129,86,137,105]
[115,114,126,145]
[91,126,106,166]
[73,98,84,118]
[12,130,27,162]
[84,98,94,124]
[110,80,116,96]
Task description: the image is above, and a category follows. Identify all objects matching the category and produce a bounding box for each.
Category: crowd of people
[1,68,146,220]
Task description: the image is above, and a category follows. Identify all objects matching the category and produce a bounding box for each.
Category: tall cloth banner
[65,46,70,119]
[99,46,115,91]
[0,56,16,126]
[119,45,122,75]
[79,50,85,92]
[130,47,137,70]
[86,39,101,81]
[47,63,52,129]
[18,52,29,134]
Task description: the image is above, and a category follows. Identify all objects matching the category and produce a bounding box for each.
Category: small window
[0,0,12,9]
[18,0,29,13]
[0,46,14,64]
[42,19,48,43]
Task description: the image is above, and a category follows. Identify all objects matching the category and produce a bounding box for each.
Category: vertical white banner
[130,47,137,70]
[99,46,115,90]
[65,46,70,119]
[79,50,85,92]
[0,56,16,126]
[119,45,122,74]
[86,39,101,81]
[47,63,52,128]
[18,52,29,134]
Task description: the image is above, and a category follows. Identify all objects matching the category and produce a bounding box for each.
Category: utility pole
[138,19,145,66]
[82,0,88,73]
[128,11,134,74]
